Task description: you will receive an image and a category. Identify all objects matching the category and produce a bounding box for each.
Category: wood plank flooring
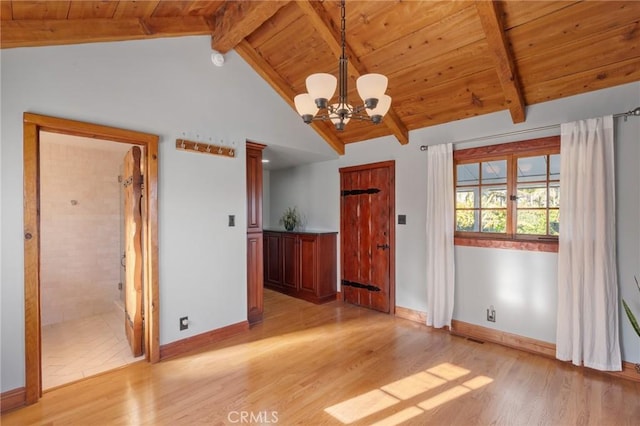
[3,289,639,425]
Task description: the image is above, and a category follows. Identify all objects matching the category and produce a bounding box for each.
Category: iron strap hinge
[341,188,381,197]
[341,279,381,292]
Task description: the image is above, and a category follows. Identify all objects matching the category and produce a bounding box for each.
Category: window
[454,136,560,252]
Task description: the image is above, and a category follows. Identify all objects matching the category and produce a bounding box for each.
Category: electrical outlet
[179,316,189,331]
[486,306,496,322]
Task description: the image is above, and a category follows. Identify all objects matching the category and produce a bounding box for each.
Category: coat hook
[193,143,199,151]
[206,145,211,153]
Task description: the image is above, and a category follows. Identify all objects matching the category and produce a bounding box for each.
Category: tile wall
[40,138,126,326]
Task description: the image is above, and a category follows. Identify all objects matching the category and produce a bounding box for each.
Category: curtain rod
[419,106,640,151]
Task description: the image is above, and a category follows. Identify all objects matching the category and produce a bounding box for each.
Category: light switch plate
[228,215,235,227]
[398,214,407,225]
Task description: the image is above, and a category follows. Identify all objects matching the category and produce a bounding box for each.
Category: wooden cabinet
[246,142,265,325]
[263,231,337,304]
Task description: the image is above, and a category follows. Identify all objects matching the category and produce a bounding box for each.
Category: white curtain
[425,143,455,328]
[556,115,621,371]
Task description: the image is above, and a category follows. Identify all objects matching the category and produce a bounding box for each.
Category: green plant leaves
[623,299,640,338]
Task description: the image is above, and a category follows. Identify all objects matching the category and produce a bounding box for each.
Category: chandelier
[294,0,391,131]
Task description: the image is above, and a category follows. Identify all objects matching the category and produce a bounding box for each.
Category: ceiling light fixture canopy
[294,0,391,131]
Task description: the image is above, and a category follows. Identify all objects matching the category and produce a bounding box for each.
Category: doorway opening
[39,132,144,389]
[23,113,159,405]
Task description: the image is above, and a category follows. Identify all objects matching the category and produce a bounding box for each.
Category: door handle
[377,244,390,250]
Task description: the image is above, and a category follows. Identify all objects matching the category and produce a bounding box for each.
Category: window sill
[454,236,558,253]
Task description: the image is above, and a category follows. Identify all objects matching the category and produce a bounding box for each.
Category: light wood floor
[3,289,639,425]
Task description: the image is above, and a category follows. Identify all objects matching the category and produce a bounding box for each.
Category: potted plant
[622,276,640,374]
[280,206,301,231]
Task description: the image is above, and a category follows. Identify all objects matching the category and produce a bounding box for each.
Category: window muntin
[515,153,560,236]
[454,137,560,243]
[456,159,508,234]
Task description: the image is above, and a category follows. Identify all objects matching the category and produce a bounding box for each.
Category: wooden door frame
[23,112,160,404]
[338,160,396,314]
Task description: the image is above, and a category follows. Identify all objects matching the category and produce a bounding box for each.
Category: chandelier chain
[339,0,348,109]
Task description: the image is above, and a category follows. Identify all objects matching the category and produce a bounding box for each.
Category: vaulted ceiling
[2,1,639,154]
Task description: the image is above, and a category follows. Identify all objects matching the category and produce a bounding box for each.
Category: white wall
[0,36,333,392]
[268,82,640,364]
[269,160,340,232]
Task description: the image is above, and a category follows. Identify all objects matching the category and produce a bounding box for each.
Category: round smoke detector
[211,52,225,67]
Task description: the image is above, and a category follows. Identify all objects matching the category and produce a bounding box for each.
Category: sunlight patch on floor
[324,363,492,425]
[426,362,470,380]
[380,371,446,400]
[368,407,424,426]
[324,389,400,424]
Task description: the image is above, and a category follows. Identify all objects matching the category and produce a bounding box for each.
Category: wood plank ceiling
[2,1,639,154]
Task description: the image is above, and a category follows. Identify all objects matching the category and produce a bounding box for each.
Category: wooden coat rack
[175,138,235,158]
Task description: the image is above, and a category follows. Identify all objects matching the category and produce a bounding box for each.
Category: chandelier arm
[352,104,368,114]
[311,113,335,121]
[350,115,375,122]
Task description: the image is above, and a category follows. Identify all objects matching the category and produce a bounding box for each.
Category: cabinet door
[246,145,263,231]
[247,232,264,325]
[282,233,298,290]
[299,234,317,294]
[264,233,282,286]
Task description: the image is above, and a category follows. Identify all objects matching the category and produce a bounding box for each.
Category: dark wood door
[123,146,144,356]
[281,233,298,290]
[340,161,395,313]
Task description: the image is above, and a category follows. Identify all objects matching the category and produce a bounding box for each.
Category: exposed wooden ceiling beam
[211,0,289,54]
[235,39,345,155]
[475,0,526,123]
[296,0,409,145]
[0,17,212,49]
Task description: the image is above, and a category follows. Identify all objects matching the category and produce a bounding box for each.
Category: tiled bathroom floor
[42,303,144,390]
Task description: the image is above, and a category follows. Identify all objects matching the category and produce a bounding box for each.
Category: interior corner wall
[0,36,331,393]
[263,169,271,228]
[268,82,640,365]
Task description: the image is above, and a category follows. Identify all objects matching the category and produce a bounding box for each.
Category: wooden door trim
[22,113,160,405]
[338,160,396,314]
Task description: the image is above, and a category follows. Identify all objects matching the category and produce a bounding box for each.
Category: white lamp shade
[356,73,388,102]
[294,94,319,117]
[329,103,352,125]
[306,73,337,101]
[366,94,392,117]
